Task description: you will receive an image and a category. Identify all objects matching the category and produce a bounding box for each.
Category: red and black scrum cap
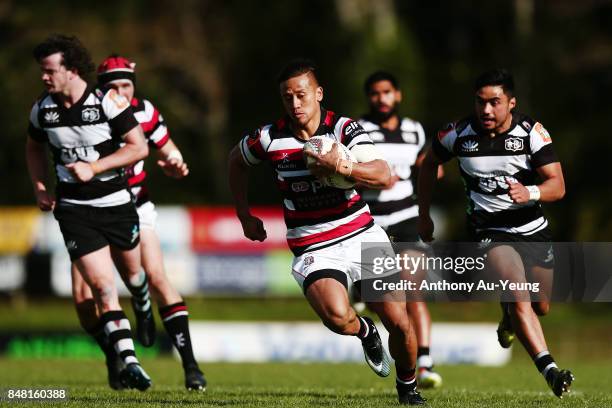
[97,55,136,85]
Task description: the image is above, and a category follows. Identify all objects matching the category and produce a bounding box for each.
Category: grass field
[1,356,611,407]
[1,300,610,406]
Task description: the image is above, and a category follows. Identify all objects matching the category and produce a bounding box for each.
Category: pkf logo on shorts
[303,255,314,268]
[82,107,100,123]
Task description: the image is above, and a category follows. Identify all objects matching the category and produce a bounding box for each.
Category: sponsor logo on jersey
[534,122,552,143]
[81,107,100,123]
[291,181,310,192]
[44,111,60,124]
[344,121,363,136]
[461,140,479,152]
[505,138,524,152]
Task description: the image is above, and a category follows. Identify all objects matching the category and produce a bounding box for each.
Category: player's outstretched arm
[417,148,442,241]
[66,125,149,183]
[25,136,55,211]
[157,139,189,179]
[228,145,267,242]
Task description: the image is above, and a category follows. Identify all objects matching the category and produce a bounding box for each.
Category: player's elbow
[136,142,149,161]
[555,184,565,201]
[371,161,392,188]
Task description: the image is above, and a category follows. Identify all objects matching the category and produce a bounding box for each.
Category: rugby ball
[303,136,356,189]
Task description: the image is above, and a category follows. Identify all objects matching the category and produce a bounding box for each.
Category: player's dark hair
[277,58,320,85]
[364,70,399,94]
[474,68,514,97]
[33,34,95,78]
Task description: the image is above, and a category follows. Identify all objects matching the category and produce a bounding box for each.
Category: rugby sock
[356,315,370,339]
[126,271,151,313]
[84,319,111,357]
[396,365,417,390]
[101,310,139,365]
[534,350,558,381]
[159,302,197,369]
[417,346,434,370]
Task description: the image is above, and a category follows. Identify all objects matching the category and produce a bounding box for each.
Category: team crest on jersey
[505,138,524,152]
[461,140,479,152]
[81,107,100,123]
[44,111,60,124]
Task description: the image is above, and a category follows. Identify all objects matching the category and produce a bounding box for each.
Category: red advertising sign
[189,207,288,253]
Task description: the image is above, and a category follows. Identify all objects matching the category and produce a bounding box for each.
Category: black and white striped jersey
[432,113,558,236]
[358,116,426,228]
[28,85,139,207]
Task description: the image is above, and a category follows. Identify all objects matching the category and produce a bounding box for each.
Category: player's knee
[509,301,533,317]
[532,302,549,316]
[321,307,353,335]
[146,268,167,292]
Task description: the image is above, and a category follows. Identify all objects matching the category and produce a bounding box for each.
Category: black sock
[534,351,557,381]
[84,319,112,360]
[100,310,139,366]
[159,302,198,369]
[126,271,151,314]
[396,364,417,390]
[356,315,371,339]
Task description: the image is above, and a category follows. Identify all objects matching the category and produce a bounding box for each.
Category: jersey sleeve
[339,118,372,149]
[431,123,457,163]
[141,100,170,149]
[27,102,47,143]
[416,121,428,155]
[101,89,139,138]
[529,122,558,168]
[239,126,270,166]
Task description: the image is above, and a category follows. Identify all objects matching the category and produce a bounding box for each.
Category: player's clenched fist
[238,213,267,242]
[65,162,96,182]
[506,177,530,204]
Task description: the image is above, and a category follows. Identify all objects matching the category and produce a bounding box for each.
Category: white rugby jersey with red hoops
[239,109,376,256]
[126,97,170,206]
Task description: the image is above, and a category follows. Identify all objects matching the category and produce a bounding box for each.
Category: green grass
[0,357,610,407]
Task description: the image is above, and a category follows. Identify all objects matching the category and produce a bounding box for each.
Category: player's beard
[370,105,399,124]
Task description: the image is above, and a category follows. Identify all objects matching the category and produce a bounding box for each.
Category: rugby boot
[184,365,207,391]
[360,316,391,377]
[547,368,574,398]
[397,383,427,406]
[496,303,515,348]
[119,363,152,391]
[417,367,442,389]
[106,350,125,390]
